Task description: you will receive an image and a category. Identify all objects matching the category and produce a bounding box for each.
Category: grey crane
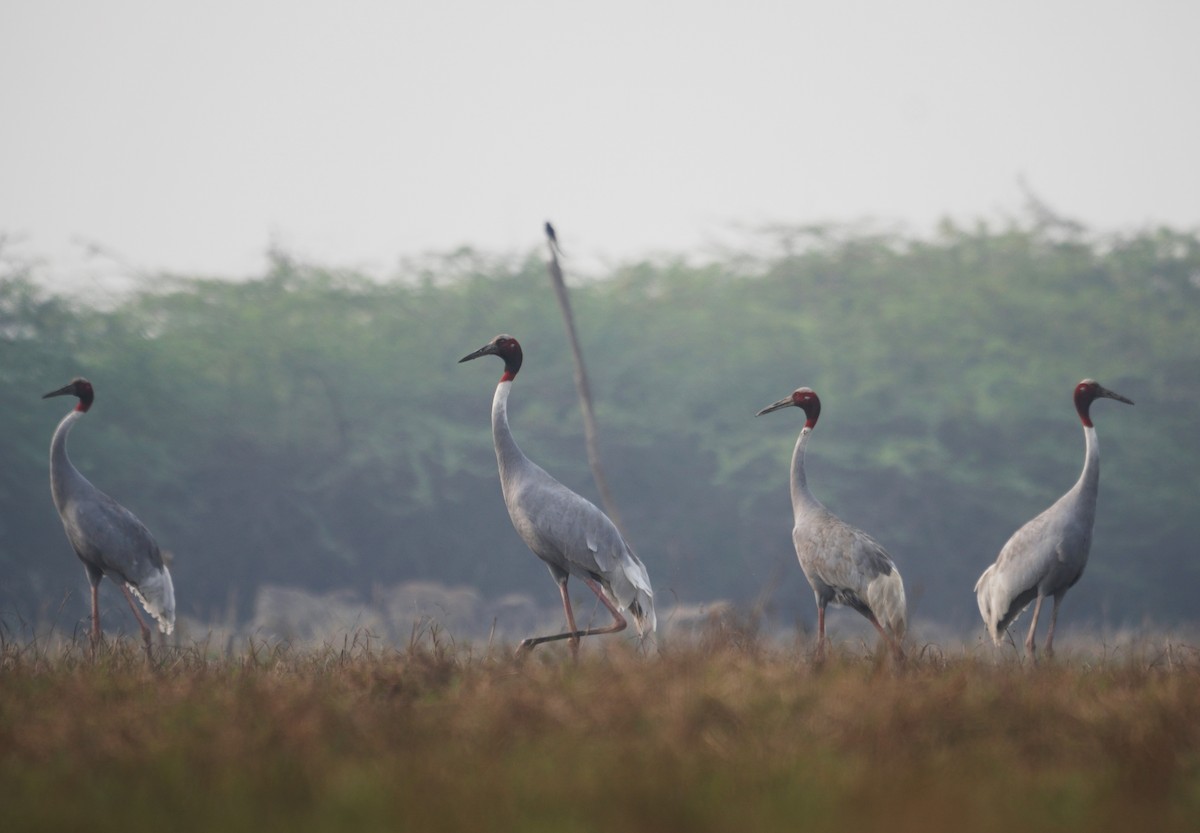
[459,334,654,656]
[757,387,907,661]
[43,378,175,656]
[975,379,1132,659]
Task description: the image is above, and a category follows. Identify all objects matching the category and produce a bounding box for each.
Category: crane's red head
[1073,379,1133,427]
[458,334,524,381]
[43,377,95,412]
[755,387,821,428]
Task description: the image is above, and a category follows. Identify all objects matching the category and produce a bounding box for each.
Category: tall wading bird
[975,379,1133,659]
[756,387,907,661]
[43,378,175,657]
[459,335,654,657]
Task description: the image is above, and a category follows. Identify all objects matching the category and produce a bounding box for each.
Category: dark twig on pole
[543,221,628,538]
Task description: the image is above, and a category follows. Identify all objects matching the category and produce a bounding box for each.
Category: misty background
[1,2,1197,646]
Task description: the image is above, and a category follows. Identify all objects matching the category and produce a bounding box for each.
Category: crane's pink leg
[89,582,102,654]
[560,580,581,659]
[119,584,155,660]
[581,578,629,636]
[1024,594,1045,660]
[516,578,627,657]
[814,604,827,663]
[866,614,905,662]
[1043,594,1065,659]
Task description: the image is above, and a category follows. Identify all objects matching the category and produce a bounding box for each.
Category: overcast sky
[2,1,1197,290]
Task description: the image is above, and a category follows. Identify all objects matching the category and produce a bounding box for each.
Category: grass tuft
[1,627,1199,832]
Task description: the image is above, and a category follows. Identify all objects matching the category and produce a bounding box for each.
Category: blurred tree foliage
[1,217,1197,634]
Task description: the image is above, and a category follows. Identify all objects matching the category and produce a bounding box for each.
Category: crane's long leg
[814,603,827,663]
[1024,593,1046,660]
[89,581,102,654]
[517,578,627,657]
[865,613,905,662]
[118,584,154,660]
[1043,593,1065,658]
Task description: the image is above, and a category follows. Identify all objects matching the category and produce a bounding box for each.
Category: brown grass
[1,629,1198,833]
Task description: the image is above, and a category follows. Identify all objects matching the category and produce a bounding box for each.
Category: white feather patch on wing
[128,566,176,635]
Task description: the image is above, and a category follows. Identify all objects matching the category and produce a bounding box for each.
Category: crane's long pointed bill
[1100,387,1134,405]
[755,397,794,417]
[458,346,492,363]
[42,384,74,399]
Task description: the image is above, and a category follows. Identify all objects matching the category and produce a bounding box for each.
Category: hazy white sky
[2,0,1198,288]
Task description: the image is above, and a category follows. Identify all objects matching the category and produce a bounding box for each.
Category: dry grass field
[2,627,1199,833]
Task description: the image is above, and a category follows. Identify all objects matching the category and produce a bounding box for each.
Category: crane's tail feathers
[628,592,657,636]
[128,566,176,635]
[867,566,907,641]
[612,546,656,636]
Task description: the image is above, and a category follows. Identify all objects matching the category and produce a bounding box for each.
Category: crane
[459,334,654,657]
[757,387,907,661]
[43,378,175,657]
[975,379,1133,659]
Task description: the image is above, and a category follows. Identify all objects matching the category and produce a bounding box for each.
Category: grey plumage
[459,335,654,656]
[975,379,1132,659]
[44,378,175,656]
[757,387,906,661]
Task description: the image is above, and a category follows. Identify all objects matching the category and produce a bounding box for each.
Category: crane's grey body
[492,380,654,622]
[975,433,1097,637]
[792,495,905,633]
[45,379,175,652]
[461,335,653,654]
[975,379,1132,658]
[758,388,905,660]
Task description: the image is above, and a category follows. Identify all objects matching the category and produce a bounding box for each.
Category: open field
[2,629,1199,833]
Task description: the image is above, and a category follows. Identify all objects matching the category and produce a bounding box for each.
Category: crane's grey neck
[49,409,88,512]
[491,380,528,480]
[789,426,821,513]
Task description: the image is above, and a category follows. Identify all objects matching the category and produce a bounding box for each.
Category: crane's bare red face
[755,386,821,428]
[1073,379,1133,427]
[459,334,524,380]
[43,377,95,412]
[491,336,519,355]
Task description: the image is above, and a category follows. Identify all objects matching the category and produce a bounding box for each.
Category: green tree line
[1,216,1197,636]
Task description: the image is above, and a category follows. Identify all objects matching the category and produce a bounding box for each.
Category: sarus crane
[459,334,654,657]
[757,387,907,661]
[44,378,175,657]
[975,379,1132,659]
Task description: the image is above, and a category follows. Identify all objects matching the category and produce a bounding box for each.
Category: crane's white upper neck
[491,378,513,416]
[49,408,87,511]
[789,425,821,514]
[1073,424,1100,494]
[490,380,525,476]
[51,408,84,447]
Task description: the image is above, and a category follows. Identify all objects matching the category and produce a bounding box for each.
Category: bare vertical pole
[543,222,628,537]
